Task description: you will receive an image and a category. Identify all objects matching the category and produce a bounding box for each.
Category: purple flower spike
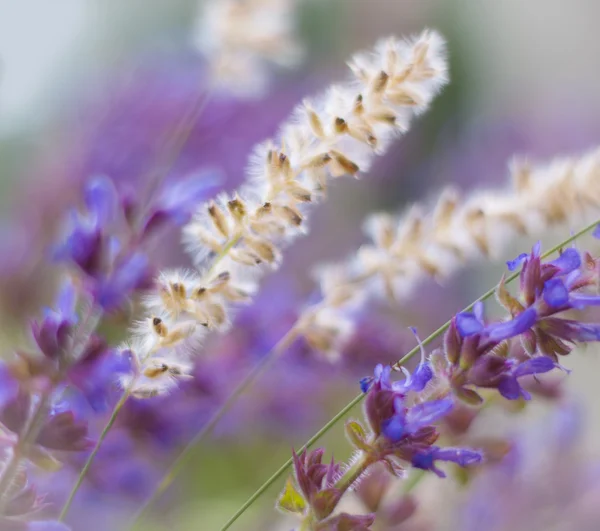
[506,253,528,271]
[543,278,570,308]
[484,307,538,342]
[548,248,581,274]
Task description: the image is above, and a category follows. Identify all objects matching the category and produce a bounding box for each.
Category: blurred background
[1,0,600,530]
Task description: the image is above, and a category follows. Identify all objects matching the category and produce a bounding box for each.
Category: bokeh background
[1,1,600,530]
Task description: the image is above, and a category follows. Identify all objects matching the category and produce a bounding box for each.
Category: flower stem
[0,388,53,508]
[216,218,600,531]
[334,454,372,494]
[130,326,299,528]
[59,387,132,522]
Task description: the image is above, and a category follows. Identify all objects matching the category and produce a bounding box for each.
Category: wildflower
[411,446,482,477]
[277,448,358,528]
[0,392,92,453]
[124,30,450,395]
[301,146,600,362]
[356,363,482,480]
[30,280,78,361]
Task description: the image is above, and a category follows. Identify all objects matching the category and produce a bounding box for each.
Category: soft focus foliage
[0,2,600,531]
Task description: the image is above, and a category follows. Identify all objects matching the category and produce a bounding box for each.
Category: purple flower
[506,253,528,271]
[360,364,392,393]
[456,302,485,337]
[412,446,483,477]
[382,396,454,443]
[31,280,78,359]
[141,171,221,235]
[497,356,557,400]
[483,307,538,342]
[542,278,570,308]
[548,247,581,274]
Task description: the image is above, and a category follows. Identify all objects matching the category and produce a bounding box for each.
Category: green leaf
[276,477,306,515]
[344,420,371,451]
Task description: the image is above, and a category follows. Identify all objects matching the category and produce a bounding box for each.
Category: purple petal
[484,307,538,342]
[156,172,222,225]
[406,398,454,432]
[456,312,484,338]
[543,278,569,308]
[506,253,528,272]
[514,356,556,378]
[406,363,433,392]
[85,176,118,226]
[548,248,581,274]
[411,450,436,473]
[382,415,406,442]
[56,280,77,323]
[433,447,483,467]
[544,318,600,342]
[570,293,600,309]
[374,364,392,389]
[593,223,600,239]
[359,376,373,393]
[497,375,524,400]
[96,253,149,311]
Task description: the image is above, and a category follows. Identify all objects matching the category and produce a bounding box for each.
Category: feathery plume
[125,30,449,397]
[302,148,600,359]
[193,0,304,97]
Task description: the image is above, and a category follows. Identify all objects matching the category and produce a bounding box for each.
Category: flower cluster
[435,243,599,404]
[278,361,482,530]
[122,30,449,398]
[277,240,600,530]
[193,0,304,97]
[298,148,600,360]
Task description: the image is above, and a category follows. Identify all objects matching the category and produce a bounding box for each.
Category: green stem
[334,455,372,494]
[217,218,600,531]
[59,387,132,521]
[130,327,299,528]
